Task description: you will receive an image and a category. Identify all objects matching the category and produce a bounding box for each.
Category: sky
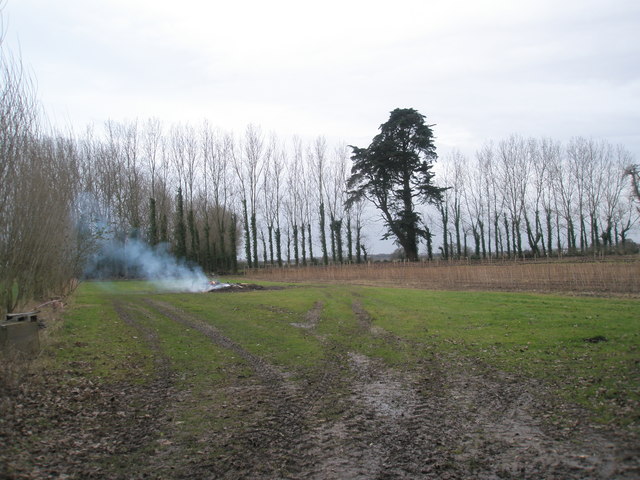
[4,0,640,154]
[2,0,640,251]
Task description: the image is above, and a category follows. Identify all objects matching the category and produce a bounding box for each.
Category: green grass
[53,280,639,426]
[359,288,640,423]
[49,282,155,381]
[160,287,327,373]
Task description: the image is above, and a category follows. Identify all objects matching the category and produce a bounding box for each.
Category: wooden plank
[5,312,38,322]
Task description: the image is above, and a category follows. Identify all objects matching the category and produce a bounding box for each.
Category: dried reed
[245,258,640,295]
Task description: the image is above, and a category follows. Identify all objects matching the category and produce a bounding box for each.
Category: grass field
[2,279,639,478]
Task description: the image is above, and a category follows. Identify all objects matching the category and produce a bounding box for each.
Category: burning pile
[204,281,265,293]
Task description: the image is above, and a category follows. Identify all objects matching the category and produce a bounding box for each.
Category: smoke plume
[83,237,209,292]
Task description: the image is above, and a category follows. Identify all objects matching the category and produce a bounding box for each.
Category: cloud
[4,0,640,158]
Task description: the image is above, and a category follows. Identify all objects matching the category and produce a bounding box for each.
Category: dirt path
[2,295,638,479]
[1,300,176,478]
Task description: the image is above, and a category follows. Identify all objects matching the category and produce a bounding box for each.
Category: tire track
[142,298,328,478]
[112,299,173,380]
[132,296,638,479]
[290,301,324,330]
[288,298,441,478]
[339,300,640,479]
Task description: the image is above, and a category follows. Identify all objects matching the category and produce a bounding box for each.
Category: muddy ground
[1,296,638,479]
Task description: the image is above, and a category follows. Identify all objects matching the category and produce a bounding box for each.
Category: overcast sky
[4,0,640,157]
[3,1,640,252]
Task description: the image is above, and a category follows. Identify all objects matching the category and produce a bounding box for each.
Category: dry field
[246,258,640,295]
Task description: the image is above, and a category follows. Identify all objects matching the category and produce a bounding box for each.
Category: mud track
[2,295,638,479]
[145,297,639,479]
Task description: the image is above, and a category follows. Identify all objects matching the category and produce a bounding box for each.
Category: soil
[1,295,638,479]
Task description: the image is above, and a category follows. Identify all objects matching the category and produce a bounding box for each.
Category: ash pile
[205,281,265,293]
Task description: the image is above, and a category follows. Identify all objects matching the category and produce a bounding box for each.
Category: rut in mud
[2,293,638,479]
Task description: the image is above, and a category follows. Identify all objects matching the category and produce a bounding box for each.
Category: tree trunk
[319,203,328,265]
[268,224,274,265]
[251,211,258,266]
[503,215,511,258]
[276,227,282,267]
[347,217,353,263]
[330,215,337,262]
[307,223,314,264]
[148,197,158,246]
[261,231,267,265]
[242,199,252,268]
[301,223,307,266]
[175,187,187,259]
[293,224,299,265]
[335,219,343,264]
[230,214,238,273]
[440,205,449,260]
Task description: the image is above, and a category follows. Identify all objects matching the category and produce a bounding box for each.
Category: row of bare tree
[436,136,638,260]
[74,119,639,270]
[75,120,369,272]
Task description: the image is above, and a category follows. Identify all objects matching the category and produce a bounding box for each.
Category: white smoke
[76,192,213,293]
[83,237,210,293]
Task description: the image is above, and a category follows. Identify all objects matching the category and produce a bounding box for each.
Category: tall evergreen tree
[347,108,446,261]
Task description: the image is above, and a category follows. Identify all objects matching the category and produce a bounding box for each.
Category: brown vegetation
[245,258,640,295]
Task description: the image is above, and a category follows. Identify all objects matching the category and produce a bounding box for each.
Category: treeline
[436,137,638,260]
[75,121,639,273]
[78,121,368,270]
[0,48,83,312]
[77,119,239,276]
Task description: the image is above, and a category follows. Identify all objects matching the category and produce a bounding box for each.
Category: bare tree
[463,154,486,258]
[231,125,266,267]
[141,118,163,245]
[261,133,285,266]
[539,138,562,256]
[600,145,632,248]
[325,142,349,263]
[497,135,530,258]
[311,136,329,264]
[287,138,305,265]
[442,150,466,258]
[243,125,266,266]
[523,139,545,256]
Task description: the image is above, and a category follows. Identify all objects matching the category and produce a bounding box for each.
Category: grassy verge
[43,281,155,382]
